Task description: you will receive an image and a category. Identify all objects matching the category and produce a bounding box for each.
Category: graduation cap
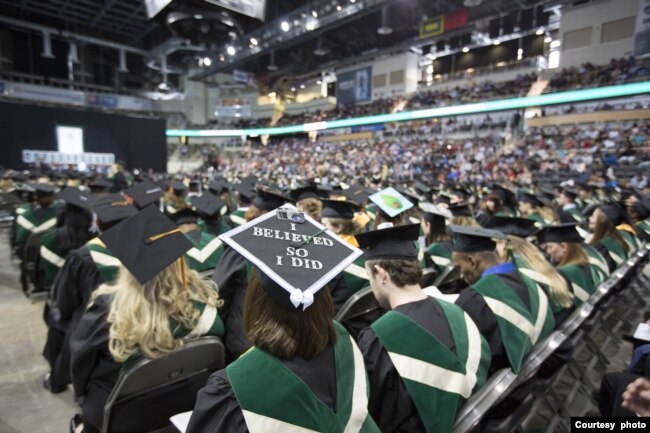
[491,184,516,208]
[208,179,230,195]
[448,224,507,253]
[536,223,583,244]
[414,180,433,196]
[218,204,362,310]
[253,186,289,211]
[518,191,542,207]
[397,187,422,206]
[355,224,420,261]
[100,205,193,285]
[448,204,474,218]
[91,194,138,225]
[560,187,579,200]
[633,196,650,219]
[190,192,226,219]
[56,187,94,210]
[169,208,200,226]
[321,199,360,219]
[342,184,372,205]
[235,182,256,204]
[30,183,58,196]
[172,181,187,196]
[481,216,538,238]
[419,202,452,222]
[599,202,626,225]
[290,184,321,202]
[126,180,164,209]
[369,187,414,218]
[88,177,113,193]
[434,194,452,206]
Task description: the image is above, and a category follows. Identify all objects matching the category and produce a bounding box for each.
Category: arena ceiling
[0,0,563,88]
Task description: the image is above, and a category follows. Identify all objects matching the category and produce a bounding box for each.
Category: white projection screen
[56,126,84,154]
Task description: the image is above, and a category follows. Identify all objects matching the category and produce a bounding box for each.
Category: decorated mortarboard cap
[518,191,542,207]
[369,187,414,218]
[448,203,474,218]
[126,180,163,209]
[190,192,227,218]
[481,216,538,238]
[321,199,360,219]
[56,187,94,210]
[419,202,452,220]
[169,208,200,226]
[219,204,362,310]
[448,224,507,253]
[253,186,288,211]
[99,205,192,285]
[355,224,420,261]
[599,202,626,225]
[91,193,137,224]
[290,184,320,202]
[536,223,583,244]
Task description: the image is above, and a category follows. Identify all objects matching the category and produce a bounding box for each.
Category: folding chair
[21,229,53,300]
[101,336,226,433]
[452,369,517,433]
[334,286,383,339]
[433,264,468,294]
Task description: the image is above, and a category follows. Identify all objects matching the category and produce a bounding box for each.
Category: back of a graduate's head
[243,268,336,361]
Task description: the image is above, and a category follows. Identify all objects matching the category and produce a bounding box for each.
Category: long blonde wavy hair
[507,236,574,309]
[92,259,222,362]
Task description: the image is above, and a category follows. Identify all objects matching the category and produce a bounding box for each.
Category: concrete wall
[558,0,638,68]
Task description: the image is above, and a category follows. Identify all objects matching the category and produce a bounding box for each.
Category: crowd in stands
[546,57,650,93]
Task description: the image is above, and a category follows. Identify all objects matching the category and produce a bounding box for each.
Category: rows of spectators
[545,57,650,93]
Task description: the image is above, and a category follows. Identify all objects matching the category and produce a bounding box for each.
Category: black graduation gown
[43,247,105,388]
[357,297,455,433]
[70,295,120,433]
[187,345,337,433]
[455,272,531,374]
[212,246,349,362]
[593,242,617,273]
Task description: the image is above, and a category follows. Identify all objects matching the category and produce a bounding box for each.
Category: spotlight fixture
[250,37,258,46]
[227,46,236,55]
[536,28,544,36]
[281,21,290,32]
[203,57,212,66]
[462,47,469,53]
[493,40,501,45]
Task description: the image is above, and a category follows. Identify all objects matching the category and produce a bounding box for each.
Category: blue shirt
[481,262,516,278]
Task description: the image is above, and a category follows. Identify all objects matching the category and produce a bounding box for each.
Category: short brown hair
[243,269,336,360]
[366,259,422,287]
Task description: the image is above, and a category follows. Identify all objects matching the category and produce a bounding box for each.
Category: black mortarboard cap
[290,184,321,202]
[414,181,433,196]
[253,186,288,211]
[481,216,538,238]
[89,177,113,193]
[491,184,516,208]
[419,202,452,221]
[633,196,650,219]
[56,187,94,210]
[599,202,626,225]
[560,187,579,200]
[448,224,507,253]
[435,194,452,205]
[169,208,200,226]
[219,204,362,310]
[536,223,583,244]
[99,205,192,284]
[172,181,187,195]
[91,194,138,225]
[126,180,164,209]
[31,183,58,196]
[518,191,542,207]
[208,179,230,194]
[449,204,474,218]
[190,192,226,218]
[321,199,360,219]
[355,224,420,261]
[342,185,371,205]
[235,182,256,203]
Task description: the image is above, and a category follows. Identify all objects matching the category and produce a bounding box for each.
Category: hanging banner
[419,8,468,39]
[635,0,650,56]
[5,82,85,106]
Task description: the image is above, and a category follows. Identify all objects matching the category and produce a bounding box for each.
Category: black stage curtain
[0,101,167,172]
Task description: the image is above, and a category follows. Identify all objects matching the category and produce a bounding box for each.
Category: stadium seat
[334,286,383,338]
[101,336,226,433]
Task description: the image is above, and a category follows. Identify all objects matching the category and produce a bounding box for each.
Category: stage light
[336,5,342,11]
[281,21,290,32]
[203,57,212,66]
[300,83,305,89]
[536,28,544,35]
[312,10,318,18]
[493,40,501,45]
[550,40,561,48]
[227,46,236,55]
[250,37,258,46]
[291,86,296,91]
[462,47,469,53]
[544,36,552,43]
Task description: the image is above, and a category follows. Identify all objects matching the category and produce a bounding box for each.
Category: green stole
[86,238,121,283]
[471,273,555,372]
[513,257,565,315]
[227,322,380,433]
[371,301,489,433]
[343,256,369,296]
[582,244,610,280]
[557,264,595,304]
[564,207,583,222]
[229,208,248,227]
[39,230,65,282]
[15,204,58,244]
[619,229,640,252]
[599,237,628,266]
[184,231,225,272]
[636,219,650,236]
[425,242,452,270]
